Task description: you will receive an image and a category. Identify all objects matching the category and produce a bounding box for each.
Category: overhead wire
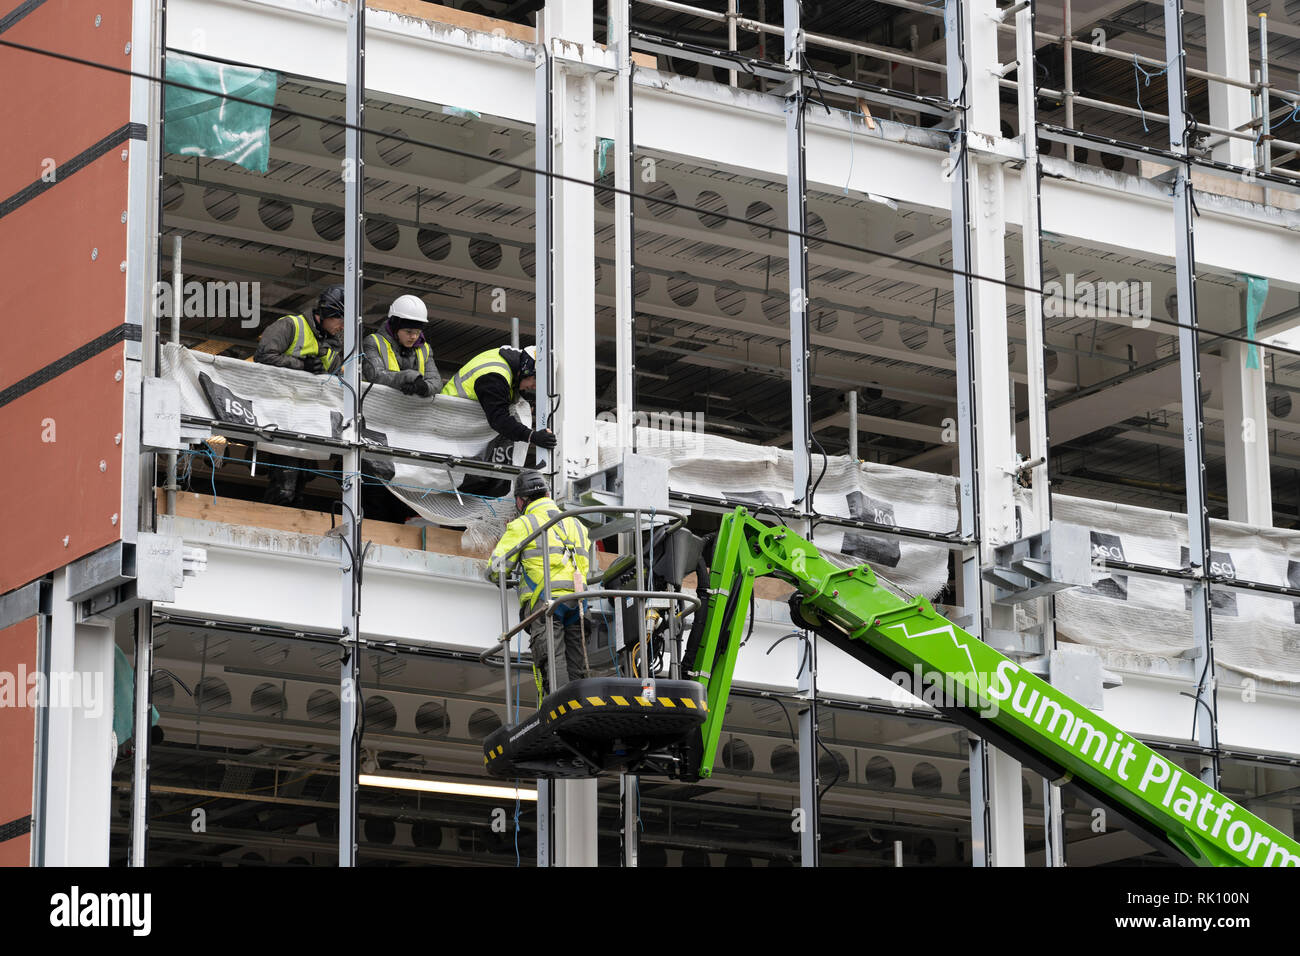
[0,36,1043,299]
[7,37,1300,360]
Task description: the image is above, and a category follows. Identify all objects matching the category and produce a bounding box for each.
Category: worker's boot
[263,456,304,507]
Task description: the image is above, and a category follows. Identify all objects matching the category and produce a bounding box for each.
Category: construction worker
[254,284,345,374]
[362,294,442,397]
[489,469,591,700]
[442,344,557,450]
[253,284,346,506]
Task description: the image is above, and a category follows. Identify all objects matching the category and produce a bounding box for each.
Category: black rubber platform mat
[483,677,707,779]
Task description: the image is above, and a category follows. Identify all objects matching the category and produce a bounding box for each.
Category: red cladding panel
[0,149,130,390]
[0,618,38,866]
[0,0,133,199]
[0,346,126,595]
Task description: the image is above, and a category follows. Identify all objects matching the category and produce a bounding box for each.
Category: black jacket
[464,347,531,442]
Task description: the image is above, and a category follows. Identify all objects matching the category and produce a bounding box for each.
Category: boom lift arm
[684,508,1300,868]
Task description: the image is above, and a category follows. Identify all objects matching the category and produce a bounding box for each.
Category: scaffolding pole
[1163,0,1221,789]
[534,14,555,865]
[783,0,819,868]
[338,0,366,868]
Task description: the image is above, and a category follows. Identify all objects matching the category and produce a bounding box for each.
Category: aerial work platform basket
[482,676,706,778]
[480,505,704,780]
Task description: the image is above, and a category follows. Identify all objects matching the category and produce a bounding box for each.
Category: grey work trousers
[527,610,588,701]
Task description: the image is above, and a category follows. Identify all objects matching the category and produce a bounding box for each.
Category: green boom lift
[679,508,1300,868]
[485,506,1300,867]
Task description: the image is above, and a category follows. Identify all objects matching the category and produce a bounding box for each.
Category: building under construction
[2,0,1300,867]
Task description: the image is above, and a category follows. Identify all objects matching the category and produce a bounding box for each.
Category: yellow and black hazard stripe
[545,695,706,722]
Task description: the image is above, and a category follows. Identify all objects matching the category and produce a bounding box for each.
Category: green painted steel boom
[685,508,1300,868]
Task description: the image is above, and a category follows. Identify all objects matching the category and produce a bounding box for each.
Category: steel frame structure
[114,0,1293,868]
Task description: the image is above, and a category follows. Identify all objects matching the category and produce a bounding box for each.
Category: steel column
[1204,0,1254,167]
[338,0,366,867]
[42,569,116,866]
[128,607,153,865]
[1164,0,1221,787]
[543,0,599,866]
[1018,0,1064,866]
[948,0,1024,867]
[612,0,636,455]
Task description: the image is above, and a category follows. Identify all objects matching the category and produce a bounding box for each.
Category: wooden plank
[164,490,435,552]
[371,0,534,42]
[369,0,657,66]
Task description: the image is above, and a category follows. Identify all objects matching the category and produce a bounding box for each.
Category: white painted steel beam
[166,0,1300,290]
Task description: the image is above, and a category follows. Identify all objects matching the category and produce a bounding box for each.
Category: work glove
[301,355,325,375]
[394,369,423,392]
[531,429,558,449]
[412,378,433,398]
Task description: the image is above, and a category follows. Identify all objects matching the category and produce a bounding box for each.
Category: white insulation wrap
[160,344,526,527]
[594,420,958,601]
[1051,495,1300,684]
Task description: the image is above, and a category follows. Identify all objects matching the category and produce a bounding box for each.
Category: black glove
[412,378,433,398]
[301,354,324,375]
[394,369,422,391]
[531,428,558,449]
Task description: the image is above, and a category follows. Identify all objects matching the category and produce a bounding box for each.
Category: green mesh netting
[164,55,278,174]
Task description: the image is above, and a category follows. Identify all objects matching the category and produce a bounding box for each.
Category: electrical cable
[807,432,829,518]
[815,729,842,802]
[737,588,757,649]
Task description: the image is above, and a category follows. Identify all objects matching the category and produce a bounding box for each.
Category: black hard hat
[518,345,537,379]
[513,468,548,501]
[316,284,346,319]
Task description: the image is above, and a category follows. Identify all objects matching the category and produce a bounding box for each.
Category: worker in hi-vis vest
[361,294,442,397]
[254,284,345,375]
[441,344,557,450]
[253,284,347,507]
[489,469,591,700]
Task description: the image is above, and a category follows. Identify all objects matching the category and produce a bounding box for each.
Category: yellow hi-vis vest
[441,346,512,400]
[491,497,591,609]
[283,314,337,371]
[368,332,429,377]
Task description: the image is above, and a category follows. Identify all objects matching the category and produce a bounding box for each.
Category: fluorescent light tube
[358,774,538,801]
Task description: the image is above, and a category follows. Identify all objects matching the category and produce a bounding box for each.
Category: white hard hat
[388,294,428,324]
